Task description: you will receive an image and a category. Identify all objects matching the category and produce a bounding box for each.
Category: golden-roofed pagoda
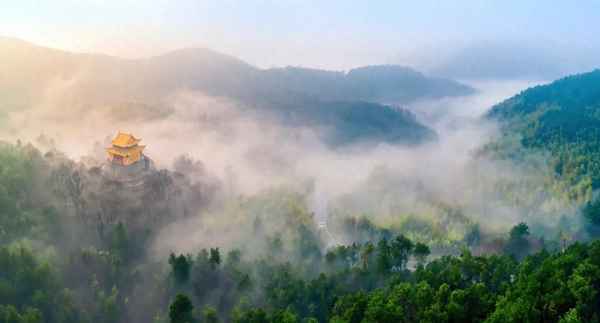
[106,132,146,166]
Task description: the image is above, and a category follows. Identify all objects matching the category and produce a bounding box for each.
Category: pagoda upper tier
[106,132,146,166]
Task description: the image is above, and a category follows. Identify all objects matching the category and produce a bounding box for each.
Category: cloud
[0,74,578,257]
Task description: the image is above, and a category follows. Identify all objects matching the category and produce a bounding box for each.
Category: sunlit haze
[2,0,600,74]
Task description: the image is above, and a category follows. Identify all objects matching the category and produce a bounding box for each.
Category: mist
[1,67,578,261]
[3,3,600,322]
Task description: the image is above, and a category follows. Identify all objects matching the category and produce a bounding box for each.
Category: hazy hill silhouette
[0,37,476,145]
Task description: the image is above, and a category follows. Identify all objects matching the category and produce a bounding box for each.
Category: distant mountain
[0,37,475,145]
[487,69,600,193]
[259,65,474,104]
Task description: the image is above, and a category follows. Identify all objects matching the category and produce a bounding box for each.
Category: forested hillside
[3,38,600,323]
[487,70,600,207]
[4,2,600,323]
[1,141,599,323]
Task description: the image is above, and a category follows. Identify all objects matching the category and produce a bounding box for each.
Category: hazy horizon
[3,1,600,79]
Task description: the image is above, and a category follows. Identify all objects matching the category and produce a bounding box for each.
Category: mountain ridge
[0,37,476,145]
[0,36,473,103]
[486,69,600,200]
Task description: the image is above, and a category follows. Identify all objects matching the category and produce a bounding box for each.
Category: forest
[1,135,600,323]
[488,70,600,197]
[2,31,600,323]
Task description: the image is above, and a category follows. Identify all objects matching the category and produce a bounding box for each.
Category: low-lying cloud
[0,75,579,256]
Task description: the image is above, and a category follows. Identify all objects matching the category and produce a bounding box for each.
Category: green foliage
[504,222,531,259]
[389,235,413,270]
[583,197,600,235]
[233,308,268,323]
[202,306,219,323]
[0,246,81,323]
[0,143,48,243]
[169,294,195,323]
[326,241,600,323]
[209,248,221,268]
[487,242,600,322]
[169,254,192,285]
[109,223,130,262]
[94,286,122,323]
[488,70,600,206]
[509,222,529,239]
[413,242,430,265]
[2,141,600,323]
[0,305,43,323]
[559,308,583,323]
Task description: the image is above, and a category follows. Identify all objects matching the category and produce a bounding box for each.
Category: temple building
[106,132,146,166]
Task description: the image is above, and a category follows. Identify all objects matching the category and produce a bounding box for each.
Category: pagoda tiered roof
[111,132,142,148]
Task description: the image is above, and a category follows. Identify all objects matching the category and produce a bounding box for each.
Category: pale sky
[2,0,600,74]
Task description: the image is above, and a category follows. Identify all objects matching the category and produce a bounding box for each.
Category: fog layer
[1,71,575,256]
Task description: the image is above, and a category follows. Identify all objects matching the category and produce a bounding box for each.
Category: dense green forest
[1,140,600,323]
[2,55,600,322]
[5,5,600,323]
[487,70,600,204]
